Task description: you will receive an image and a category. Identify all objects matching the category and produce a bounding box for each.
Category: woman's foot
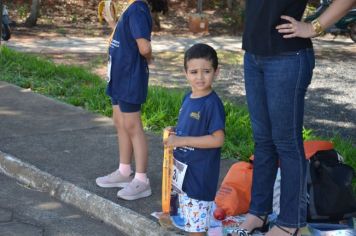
[233,213,267,234]
[265,225,300,236]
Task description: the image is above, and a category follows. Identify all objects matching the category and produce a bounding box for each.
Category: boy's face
[185,58,219,97]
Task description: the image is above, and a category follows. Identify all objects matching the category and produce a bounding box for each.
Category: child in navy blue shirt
[96,0,153,201]
[164,43,225,235]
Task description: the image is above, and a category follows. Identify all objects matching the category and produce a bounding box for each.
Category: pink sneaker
[95,169,133,188]
[117,178,152,200]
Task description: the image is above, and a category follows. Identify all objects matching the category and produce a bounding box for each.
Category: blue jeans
[244,49,315,228]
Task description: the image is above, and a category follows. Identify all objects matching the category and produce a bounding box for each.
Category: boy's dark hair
[184,43,218,71]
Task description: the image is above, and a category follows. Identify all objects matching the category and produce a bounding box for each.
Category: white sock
[134,172,148,182]
[119,163,131,177]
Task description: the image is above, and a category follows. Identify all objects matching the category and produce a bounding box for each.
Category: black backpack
[307,149,356,222]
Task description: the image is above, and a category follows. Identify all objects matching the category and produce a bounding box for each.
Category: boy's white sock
[119,163,132,177]
[134,172,148,183]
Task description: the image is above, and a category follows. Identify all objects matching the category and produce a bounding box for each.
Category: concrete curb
[0,151,179,236]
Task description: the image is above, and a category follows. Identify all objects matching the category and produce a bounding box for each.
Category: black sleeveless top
[242,0,313,56]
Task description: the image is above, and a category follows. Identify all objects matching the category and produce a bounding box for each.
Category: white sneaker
[95,169,133,188]
[117,178,152,200]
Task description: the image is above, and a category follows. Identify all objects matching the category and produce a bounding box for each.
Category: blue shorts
[111,98,141,113]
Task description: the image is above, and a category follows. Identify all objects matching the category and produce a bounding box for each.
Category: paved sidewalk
[3,35,243,53]
[0,81,234,235]
[4,34,355,53]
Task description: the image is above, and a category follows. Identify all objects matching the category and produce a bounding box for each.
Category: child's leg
[121,111,148,175]
[113,105,133,168]
[116,101,151,200]
[95,105,134,188]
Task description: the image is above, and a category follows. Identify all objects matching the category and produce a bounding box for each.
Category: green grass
[0,46,355,167]
[0,46,112,117]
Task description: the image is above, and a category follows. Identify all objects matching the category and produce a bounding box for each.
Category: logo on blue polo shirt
[111,39,120,48]
[190,111,200,120]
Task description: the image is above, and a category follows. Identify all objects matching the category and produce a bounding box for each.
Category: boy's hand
[147,56,155,66]
[164,126,175,134]
[166,134,185,148]
[163,126,182,147]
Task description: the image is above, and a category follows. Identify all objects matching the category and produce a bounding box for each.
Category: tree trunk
[25,0,40,27]
[0,0,3,44]
[197,0,203,14]
[227,0,233,9]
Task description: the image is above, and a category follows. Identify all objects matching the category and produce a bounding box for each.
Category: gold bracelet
[311,19,324,36]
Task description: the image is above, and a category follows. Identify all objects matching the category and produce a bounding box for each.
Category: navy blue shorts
[111,98,141,113]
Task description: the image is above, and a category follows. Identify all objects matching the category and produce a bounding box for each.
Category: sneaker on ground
[95,169,133,188]
[117,178,152,200]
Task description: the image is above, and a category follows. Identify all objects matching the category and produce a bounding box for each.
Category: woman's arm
[317,0,356,30]
[165,129,225,149]
[276,0,356,38]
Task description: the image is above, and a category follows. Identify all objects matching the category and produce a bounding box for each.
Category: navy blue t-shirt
[106,1,152,104]
[173,91,225,201]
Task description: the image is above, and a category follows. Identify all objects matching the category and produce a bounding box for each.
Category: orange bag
[214,140,333,217]
[215,161,253,216]
[303,140,334,160]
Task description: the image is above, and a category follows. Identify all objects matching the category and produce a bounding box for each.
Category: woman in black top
[235,0,356,235]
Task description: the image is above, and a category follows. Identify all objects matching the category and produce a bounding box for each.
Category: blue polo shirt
[106,1,152,104]
[173,91,225,201]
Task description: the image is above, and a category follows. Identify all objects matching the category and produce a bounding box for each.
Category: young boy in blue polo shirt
[164,43,225,235]
[96,0,153,201]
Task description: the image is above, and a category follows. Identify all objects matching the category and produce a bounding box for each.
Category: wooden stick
[162,128,173,214]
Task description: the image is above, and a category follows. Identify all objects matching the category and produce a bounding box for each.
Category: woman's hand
[276,15,317,38]
[277,0,356,39]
